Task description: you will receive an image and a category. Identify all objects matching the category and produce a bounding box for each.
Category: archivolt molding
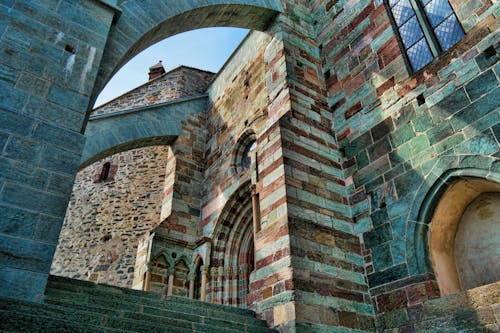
[406,155,499,277]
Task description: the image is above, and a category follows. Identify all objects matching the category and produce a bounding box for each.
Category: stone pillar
[231,267,239,306]
[188,274,195,299]
[200,266,208,301]
[143,263,152,291]
[167,271,175,297]
[223,267,232,305]
[251,185,261,234]
[210,267,220,303]
[0,0,117,302]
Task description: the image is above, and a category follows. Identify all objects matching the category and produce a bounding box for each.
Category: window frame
[384,0,465,73]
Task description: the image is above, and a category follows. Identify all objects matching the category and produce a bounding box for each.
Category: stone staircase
[0,275,277,333]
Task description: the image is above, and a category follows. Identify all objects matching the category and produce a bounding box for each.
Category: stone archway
[91,1,282,109]
[0,0,286,302]
[210,182,254,308]
[428,177,500,296]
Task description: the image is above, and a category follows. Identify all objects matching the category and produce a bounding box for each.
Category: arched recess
[193,256,204,300]
[409,156,500,296]
[149,253,172,294]
[172,257,190,297]
[90,1,282,108]
[210,181,254,308]
[81,95,208,168]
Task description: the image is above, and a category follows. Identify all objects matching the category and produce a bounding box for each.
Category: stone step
[0,309,132,333]
[48,275,255,316]
[43,292,275,333]
[413,306,497,332]
[46,276,269,329]
[1,298,261,333]
[44,287,270,331]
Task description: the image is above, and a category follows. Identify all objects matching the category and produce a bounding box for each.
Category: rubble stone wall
[50,146,168,287]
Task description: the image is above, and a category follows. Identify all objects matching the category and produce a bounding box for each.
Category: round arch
[210,181,254,306]
[91,2,282,106]
[407,155,499,295]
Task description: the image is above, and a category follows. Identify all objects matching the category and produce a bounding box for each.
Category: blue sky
[94,27,249,107]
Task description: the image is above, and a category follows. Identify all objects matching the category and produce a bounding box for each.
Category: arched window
[233,131,257,174]
[384,0,464,71]
[241,140,257,171]
[193,258,203,300]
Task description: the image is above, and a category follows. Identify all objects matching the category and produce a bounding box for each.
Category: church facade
[0,0,499,332]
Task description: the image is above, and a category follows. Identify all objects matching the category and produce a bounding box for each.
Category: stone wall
[51,146,168,287]
[92,66,214,116]
[202,31,271,237]
[313,0,499,331]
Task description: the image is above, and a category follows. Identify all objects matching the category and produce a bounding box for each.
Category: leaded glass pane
[391,0,415,26]
[434,14,464,50]
[389,0,401,7]
[407,38,433,71]
[421,0,433,5]
[399,16,425,49]
[424,0,453,27]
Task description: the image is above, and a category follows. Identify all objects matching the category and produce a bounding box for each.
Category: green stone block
[390,240,406,265]
[454,129,498,155]
[364,223,392,248]
[33,122,85,154]
[0,132,8,151]
[365,176,384,193]
[372,243,393,270]
[356,149,370,169]
[475,48,499,71]
[47,84,88,113]
[394,169,423,199]
[0,157,50,190]
[0,268,48,301]
[429,88,470,123]
[384,163,405,182]
[465,69,499,101]
[4,136,43,164]
[450,87,500,131]
[387,194,411,219]
[410,135,431,155]
[427,121,454,144]
[459,155,493,169]
[412,113,433,133]
[40,144,80,175]
[0,63,18,85]
[15,72,50,97]
[0,106,34,136]
[367,263,408,288]
[372,207,389,227]
[390,123,415,148]
[434,133,465,154]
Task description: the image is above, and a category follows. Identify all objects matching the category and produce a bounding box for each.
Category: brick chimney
[148,60,165,80]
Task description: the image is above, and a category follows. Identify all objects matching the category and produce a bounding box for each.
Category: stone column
[210,267,219,303]
[251,185,261,235]
[143,263,152,291]
[188,274,195,299]
[232,266,239,306]
[200,266,208,301]
[223,266,232,305]
[166,268,175,297]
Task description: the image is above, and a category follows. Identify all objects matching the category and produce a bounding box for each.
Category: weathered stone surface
[0,0,498,332]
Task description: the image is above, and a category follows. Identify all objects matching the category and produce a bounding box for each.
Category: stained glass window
[386,0,464,72]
